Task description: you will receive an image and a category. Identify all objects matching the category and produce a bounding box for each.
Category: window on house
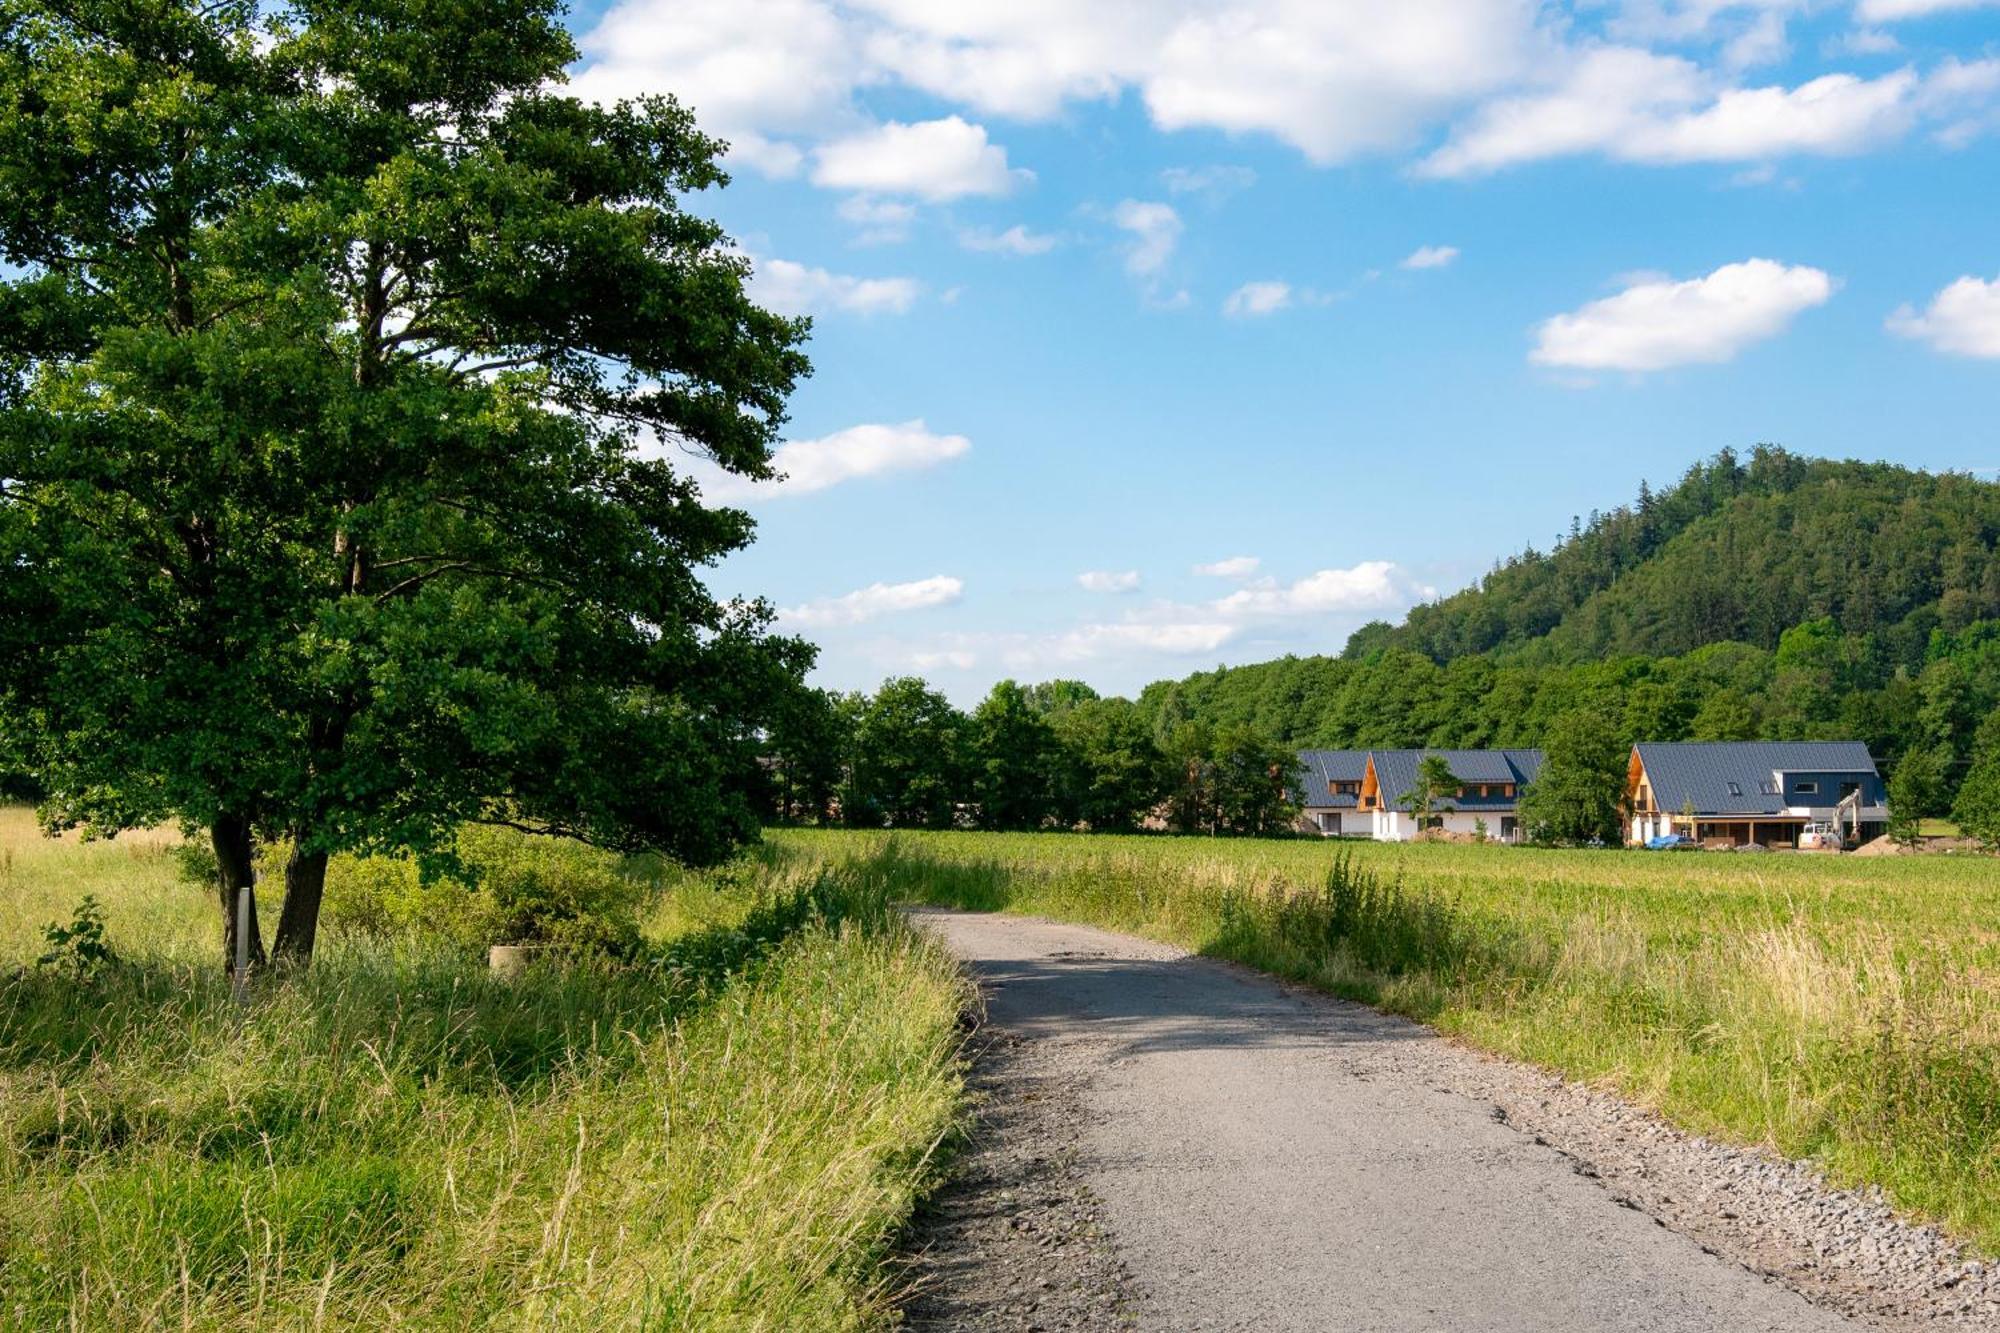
[1795,780,1819,795]
[1726,782,1741,797]
[1760,780,1778,795]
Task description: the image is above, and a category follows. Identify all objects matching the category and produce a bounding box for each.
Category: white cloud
[568,0,857,177]
[574,0,1999,190]
[913,649,978,671]
[811,116,1029,200]
[1856,0,1999,19]
[887,554,1429,689]
[959,224,1058,255]
[752,257,920,316]
[781,575,964,627]
[1401,244,1461,270]
[1112,200,1182,276]
[1213,562,1427,616]
[1078,570,1143,593]
[705,420,970,502]
[1887,274,2000,358]
[1223,281,1293,317]
[1721,11,1791,70]
[1421,47,1936,176]
[1050,620,1239,658]
[1531,258,1834,371]
[1828,28,1903,57]
[1139,0,1541,165]
[1160,164,1259,198]
[1194,555,1261,578]
[836,195,917,244]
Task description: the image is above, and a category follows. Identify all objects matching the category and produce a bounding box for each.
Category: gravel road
[907,908,1998,1333]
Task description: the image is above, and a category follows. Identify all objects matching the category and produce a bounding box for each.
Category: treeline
[1141,615,2000,809]
[1348,447,2000,669]
[762,678,1299,835]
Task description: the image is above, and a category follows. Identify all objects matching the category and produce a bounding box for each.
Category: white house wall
[1371,810,1519,843]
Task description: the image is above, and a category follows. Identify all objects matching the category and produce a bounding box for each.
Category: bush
[171,839,219,889]
[322,827,650,959]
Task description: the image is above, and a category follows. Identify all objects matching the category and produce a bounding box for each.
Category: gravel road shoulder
[898,1024,1139,1330]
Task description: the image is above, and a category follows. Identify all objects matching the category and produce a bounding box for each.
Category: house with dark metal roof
[1354,749,1544,842]
[1625,741,1886,848]
[1291,749,1371,837]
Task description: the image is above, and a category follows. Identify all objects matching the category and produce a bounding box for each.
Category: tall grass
[779,828,2000,1256]
[0,809,967,1330]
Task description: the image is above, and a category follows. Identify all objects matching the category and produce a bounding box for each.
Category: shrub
[322,827,649,959]
[36,896,118,980]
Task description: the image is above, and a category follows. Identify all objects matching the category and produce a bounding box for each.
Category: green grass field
[0,809,967,1331]
[771,828,2000,1256]
[7,810,1998,1325]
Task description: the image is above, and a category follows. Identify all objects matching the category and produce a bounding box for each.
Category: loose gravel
[898,1025,1138,1330]
[1431,1045,2000,1327]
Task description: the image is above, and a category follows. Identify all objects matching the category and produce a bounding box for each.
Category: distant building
[1625,741,1887,848]
[1291,749,1370,837]
[1294,748,1543,842]
[1358,749,1543,843]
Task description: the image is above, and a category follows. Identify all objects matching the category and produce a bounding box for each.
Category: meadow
[772,828,2000,1256]
[0,808,967,1331]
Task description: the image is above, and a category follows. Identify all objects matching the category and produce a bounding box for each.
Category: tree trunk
[272,844,328,965]
[211,812,266,974]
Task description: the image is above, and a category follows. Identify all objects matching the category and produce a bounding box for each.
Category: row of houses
[1292,741,1889,847]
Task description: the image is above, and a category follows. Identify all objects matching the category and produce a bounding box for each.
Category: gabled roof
[1292,749,1369,807]
[1633,741,1879,816]
[1366,749,1543,811]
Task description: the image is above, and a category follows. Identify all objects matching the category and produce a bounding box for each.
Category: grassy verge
[0,809,966,1330]
[774,828,2000,1256]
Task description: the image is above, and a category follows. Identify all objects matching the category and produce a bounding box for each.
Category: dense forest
[1137,449,2000,802]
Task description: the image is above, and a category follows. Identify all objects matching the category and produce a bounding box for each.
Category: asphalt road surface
[914,907,1862,1333]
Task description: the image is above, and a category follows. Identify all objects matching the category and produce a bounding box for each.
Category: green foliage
[1400,754,1461,829]
[1023,679,1100,716]
[764,687,853,824]
[35,896,117,980]
[323,827,650,957]
[1518,709,1627,846]
[842,678,968,829]
[0,0,813,965]
[1125,449,2000,819]
[1208,726,1301,836]
[1953,755,2000,851]
[0,839,966,1327]
[1222,854,1473,977]
[1888,748,1948,848]
[969,680,1060,830]
[1356,447,2000,665]
[1049,697,1168,832]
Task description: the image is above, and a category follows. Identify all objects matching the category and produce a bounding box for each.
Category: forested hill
[1342,447,2000,669]
[1134,448,2000,791]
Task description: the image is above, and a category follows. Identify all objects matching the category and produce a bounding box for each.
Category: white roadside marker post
[232,882,252,1006]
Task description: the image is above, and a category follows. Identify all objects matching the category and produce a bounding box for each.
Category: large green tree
[1209,726,1299,836]
[1517,709,1626,845]
[1886,747,1946,849]
[969,680,1059,830]
[0,0,811,967]
[1050,697,1167,832]
[842,678,966,829]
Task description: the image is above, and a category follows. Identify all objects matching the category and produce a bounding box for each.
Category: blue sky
[564,0,2000,704]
